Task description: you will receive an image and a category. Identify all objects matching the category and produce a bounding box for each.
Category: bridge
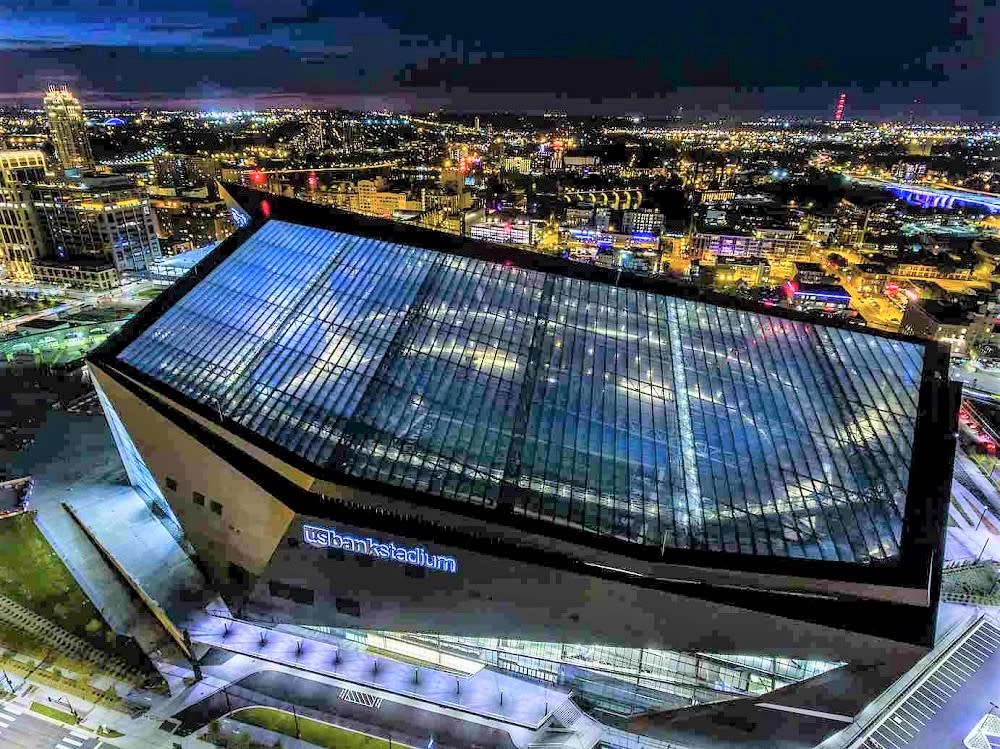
[561,188,644,209]
[845,175,1000,213]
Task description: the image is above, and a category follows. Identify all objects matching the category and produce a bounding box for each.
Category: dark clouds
[0,0,996,116]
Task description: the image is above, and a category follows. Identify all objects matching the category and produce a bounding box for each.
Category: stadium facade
[88,188,959,671]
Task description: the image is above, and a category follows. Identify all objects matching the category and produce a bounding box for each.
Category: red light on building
[307,171,319,190]
[250,169,266,187]
[783,280,799,299]
[885,282,899,294]
[834,93,847,122]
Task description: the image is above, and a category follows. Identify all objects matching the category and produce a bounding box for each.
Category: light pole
[49,695,79,722]
[976,538,990,565]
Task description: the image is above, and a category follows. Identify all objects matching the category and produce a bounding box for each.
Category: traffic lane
[0,709,97,749]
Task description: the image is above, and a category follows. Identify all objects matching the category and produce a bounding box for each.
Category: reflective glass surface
[119,220,925,563]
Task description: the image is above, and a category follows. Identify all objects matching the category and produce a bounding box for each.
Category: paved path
[853,616,1000,749]
[184,610,567,730]
[176,669,520,748]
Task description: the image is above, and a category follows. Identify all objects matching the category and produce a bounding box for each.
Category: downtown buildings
[0,88,164,287]
[0,150,47,282]
[87,188,959,747]
[0,162,163,289]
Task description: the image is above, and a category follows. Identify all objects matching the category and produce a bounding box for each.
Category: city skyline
[0,0,996,118]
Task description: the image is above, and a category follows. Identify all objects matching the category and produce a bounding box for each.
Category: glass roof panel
[118,220,926,563]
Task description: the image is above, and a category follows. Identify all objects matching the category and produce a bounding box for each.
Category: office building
[692,232,815,261]
[501,156,533,174]
[622,208,663,235]
[88,188,958,747]
[900,299,994,356]
[714,256,770,287]
[0,150,47,281]
[32,174,161,286]
[792,261,829,285]
[149,194,234,253]
[43,85,95,172]
[469,218,532,245]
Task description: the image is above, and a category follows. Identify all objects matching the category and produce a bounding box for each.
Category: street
[0,701,101,749]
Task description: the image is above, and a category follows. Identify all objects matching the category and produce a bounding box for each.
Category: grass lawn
[0,514,113,649]
[951,495,975,526]
[132,288,163,300]
[30,700,80,724]
[233,706,403,749]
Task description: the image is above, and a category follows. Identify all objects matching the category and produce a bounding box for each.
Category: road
[946,450,1000,563]
[0,701,100,749]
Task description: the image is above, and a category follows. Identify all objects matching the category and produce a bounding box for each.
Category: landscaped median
[30,700,80,724]
[230,706,411,748]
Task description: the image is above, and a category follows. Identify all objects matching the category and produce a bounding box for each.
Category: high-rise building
[0,150,47,281]
[42,85,95,172]
[32,174,161,287]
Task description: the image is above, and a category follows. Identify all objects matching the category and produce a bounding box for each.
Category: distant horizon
[1,93,997,125]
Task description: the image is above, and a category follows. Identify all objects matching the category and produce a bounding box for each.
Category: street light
[49,695,79,722]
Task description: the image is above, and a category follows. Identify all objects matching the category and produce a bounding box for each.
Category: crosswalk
[0,699,23,728]
[0,701,99,749]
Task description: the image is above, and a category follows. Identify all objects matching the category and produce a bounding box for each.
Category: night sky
[0,0,997,117]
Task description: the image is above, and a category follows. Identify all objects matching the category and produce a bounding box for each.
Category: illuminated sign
[303,524,458,574]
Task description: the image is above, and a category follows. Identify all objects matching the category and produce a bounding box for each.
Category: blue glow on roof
[117,220,927,563]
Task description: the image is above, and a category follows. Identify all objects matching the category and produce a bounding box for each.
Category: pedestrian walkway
[183,610,567,730]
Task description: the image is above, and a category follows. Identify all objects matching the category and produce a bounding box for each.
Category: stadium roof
[93,189,957,578]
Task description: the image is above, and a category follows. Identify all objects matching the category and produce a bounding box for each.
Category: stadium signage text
[303,524,458,574]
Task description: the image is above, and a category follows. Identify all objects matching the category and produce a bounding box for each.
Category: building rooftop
[93,191,955,571]
[793,282,851,297]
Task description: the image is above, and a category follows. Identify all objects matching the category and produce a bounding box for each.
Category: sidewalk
[948,451,1000,564]
[3,672,216,749]
[183,610,567,731]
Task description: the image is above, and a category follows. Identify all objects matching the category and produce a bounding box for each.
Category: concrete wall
[91,365,295,578]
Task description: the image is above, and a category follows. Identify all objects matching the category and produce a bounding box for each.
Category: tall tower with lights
[43,85,95,172]
[833,92,847,122]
